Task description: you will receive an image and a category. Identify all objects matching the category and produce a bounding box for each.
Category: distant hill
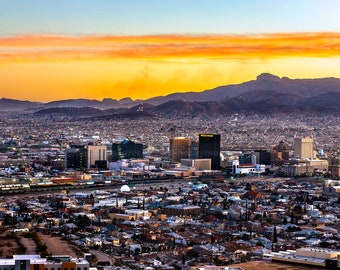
[34,107,103,116]
[44,97,141,109]
[2,73,340,117]
[145,73,340,105]
[0,98,42,112]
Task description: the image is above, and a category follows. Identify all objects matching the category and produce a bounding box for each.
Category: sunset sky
[1,0,340,102]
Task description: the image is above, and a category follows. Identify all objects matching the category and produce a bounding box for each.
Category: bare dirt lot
[0,231,83,259]
[39,233,82,258]
[19,235,36,254]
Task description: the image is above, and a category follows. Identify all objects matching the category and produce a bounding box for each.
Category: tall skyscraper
[254,149,271,165]
[169,137,190,162]
[294,137,315,159]
[112,139,143,161]
[65,145,87,170]
[198,134,221,170]
[87,145,107,169]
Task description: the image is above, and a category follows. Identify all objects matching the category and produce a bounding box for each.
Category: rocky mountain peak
[256,73,281,81]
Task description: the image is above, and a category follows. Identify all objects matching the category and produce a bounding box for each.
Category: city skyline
[1,0,340,102]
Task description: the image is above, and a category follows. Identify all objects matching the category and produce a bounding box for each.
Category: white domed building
[120,184,131,193]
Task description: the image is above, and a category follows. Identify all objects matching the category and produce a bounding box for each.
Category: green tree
[75,215,91,229]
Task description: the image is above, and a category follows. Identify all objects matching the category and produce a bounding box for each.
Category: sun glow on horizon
[1,32,340,102]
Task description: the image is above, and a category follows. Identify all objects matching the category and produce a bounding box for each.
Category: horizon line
[1,72,340,103]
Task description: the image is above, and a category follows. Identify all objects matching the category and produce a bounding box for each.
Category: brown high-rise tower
[170,137,191,162]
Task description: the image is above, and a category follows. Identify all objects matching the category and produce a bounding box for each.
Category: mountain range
[1,73,340,118]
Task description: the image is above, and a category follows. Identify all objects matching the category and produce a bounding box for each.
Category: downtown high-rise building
[198,134,221,170]
[294,137,315,159]
[87,145,107,169]
[65,144,107,169]
[65,145,87,170]
[112,139,143,161]
[169,137,191,162]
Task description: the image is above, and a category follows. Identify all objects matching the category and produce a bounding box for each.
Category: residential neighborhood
[0,173,339,269]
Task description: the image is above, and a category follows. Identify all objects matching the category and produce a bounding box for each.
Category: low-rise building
[163,204,201,217]
[329,165,340,178]
[181,159,211,170]
[323,179,340,196]
[272,248,340,268]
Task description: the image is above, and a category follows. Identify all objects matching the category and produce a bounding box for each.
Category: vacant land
[19,236,36,254]
[0,231,82,258]
[39,234,82,258]
[0,231,27,258]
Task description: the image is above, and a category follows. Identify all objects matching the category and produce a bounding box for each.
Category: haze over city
[1,0,340,101]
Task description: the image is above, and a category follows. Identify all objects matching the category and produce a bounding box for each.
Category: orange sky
[1,32,340,102]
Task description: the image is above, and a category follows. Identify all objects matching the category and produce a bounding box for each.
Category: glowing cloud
[1,32,340,62]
